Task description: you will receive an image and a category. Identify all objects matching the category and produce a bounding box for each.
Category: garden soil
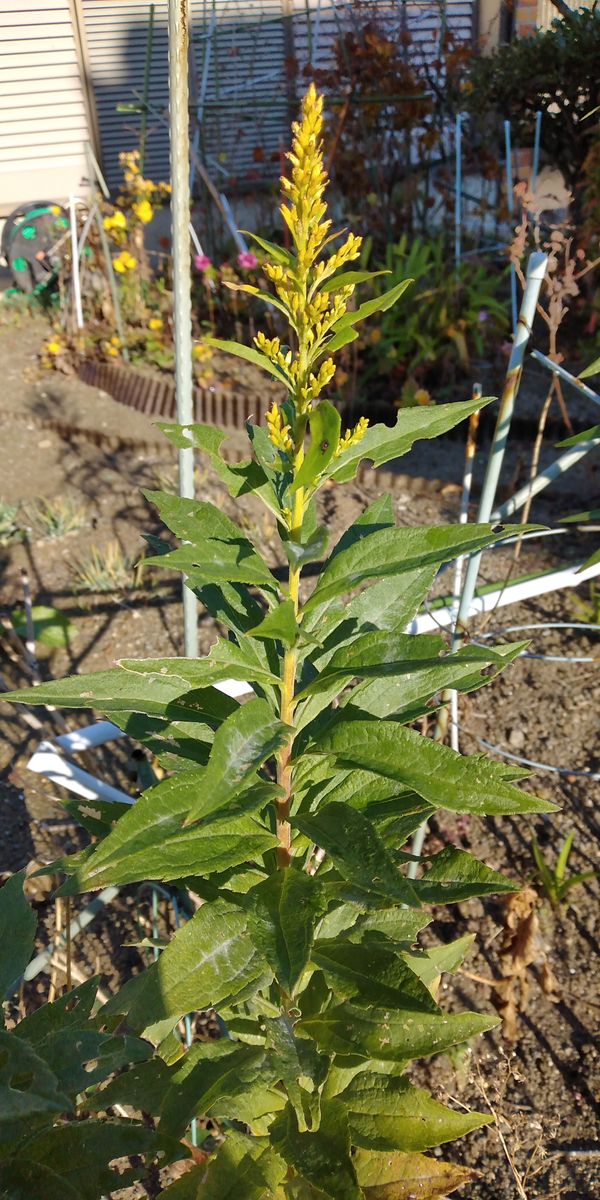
[0,318,598,1198]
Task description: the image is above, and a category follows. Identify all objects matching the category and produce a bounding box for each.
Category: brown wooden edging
[77,358,274,429]
[75,357,444,497]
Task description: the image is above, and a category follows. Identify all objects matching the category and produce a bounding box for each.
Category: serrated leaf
[339,1072,491,1151]
[248,600,298,647]
[297,1004,499,1061]
[0,1030,72,1122]
[292,803,419,907]
[271,1099,362,1200]
[186,699,290,825]
[316,721,558,815]
[311,940,440,1012]
[411,848,518,904]
[327,397,491,484]
[317,903,429,946]
[246,869,327,994]
[293,401,341,491]
[58,770,279,892]
[145,540,278,592]
[0,872,36,998]
[353,1148,478,1198]
[105,900,270,1043]
[346,641,526,721]
[304,522,529,614]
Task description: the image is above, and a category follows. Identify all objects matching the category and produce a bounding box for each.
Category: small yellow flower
[149,317,163,332]
[113,251,137,274]
[415,388,431,406]
[266,402,293,455]
[107,345,119,357]
[133,199,154,224]
[46,340,61,355]
[193,343,212,362]
[110,336,121,347]
[335,416,369,458]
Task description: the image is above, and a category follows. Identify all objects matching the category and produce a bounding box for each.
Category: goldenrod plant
[5,87,556,1198]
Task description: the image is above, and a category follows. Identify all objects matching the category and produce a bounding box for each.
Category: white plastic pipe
[27,743,134,805]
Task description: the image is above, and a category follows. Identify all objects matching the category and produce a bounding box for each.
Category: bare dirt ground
[0,316,599,1198]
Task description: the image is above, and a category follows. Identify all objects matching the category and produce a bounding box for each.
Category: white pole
[168,0,199,659]
[69,195,84,330]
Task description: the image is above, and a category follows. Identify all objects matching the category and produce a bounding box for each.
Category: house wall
[0,0,93,219]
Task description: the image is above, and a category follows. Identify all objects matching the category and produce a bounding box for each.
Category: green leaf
[246,869,327,994]
[293,401,341,491]
[284,523,330,571]
[263,1016,329,1131]
[185,699,290,825]
[0,1163,83,1200]
[317,903,429,946]
[292,804,420,906]
[158,1041,273,1137]
[353,1148,478,1198]
[311,940,440,1012]
[143,490,250,545]
[338,1072,491,1151]
[190,1130,287,1199]
[11,606,74,650]
[578,355,600,379]
[346,641,526,722]
[14,979,98,1046]
[304,522,527,614]
[157,422,280,518]
[35,1029,152,1096]
[242,230,293,265]
[332,279,412,331]
[56,772,279,892]
[401,934,475,989]
[205,336,289,385]
[3,666,233,723]
[316,721,558,815]
[248,600,298,647]
[271,1099,363,1200]
[105,899,270,1043]
[327,397,491,484]
[0,872,36,998]
[18,1121,161,1200]
[82,1057,172,1115]
[319,269,389,291]
[297,1004,499,1061]
[556,423,600,447]
[0,1030,71,1122]
[411,848,519,904]
[145,540,279,592]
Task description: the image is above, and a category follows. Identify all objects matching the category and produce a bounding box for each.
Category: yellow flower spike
[266,403,293,456]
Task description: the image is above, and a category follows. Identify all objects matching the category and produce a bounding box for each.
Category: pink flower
[194,253,212,272]
[237,251,258,270]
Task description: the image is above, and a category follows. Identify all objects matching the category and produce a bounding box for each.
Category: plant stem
[276,436,305,866]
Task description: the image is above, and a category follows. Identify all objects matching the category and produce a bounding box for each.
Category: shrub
[5,86,554,1197]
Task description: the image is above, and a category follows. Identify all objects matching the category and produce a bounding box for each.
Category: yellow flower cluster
[133,199,154,225]
[113,250,137,274]
[335,416,369,458]
[119,151,171,200]
[104,335,121,358]
[103,210,127,233]
[193,343,212,362]
[266,402,293,455]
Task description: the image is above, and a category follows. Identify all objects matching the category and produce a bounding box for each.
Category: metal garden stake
[168,0,198,658]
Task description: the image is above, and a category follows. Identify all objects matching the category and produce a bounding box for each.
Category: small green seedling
[532,831,596,908]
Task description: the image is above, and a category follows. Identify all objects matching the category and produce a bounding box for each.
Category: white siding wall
[0,0,89,216]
